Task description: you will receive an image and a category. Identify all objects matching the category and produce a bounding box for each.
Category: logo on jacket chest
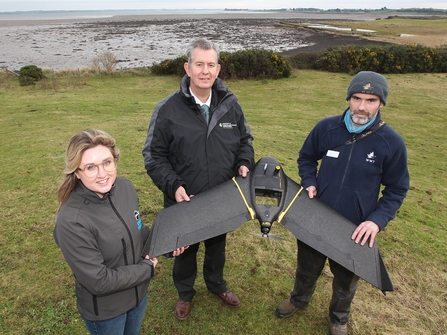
[134,210,142,230]
[366,151,376,164]
[219,122,237,129]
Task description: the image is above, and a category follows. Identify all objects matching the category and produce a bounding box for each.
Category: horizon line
[1,7,447,14]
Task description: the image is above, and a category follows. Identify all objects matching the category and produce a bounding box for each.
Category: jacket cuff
[365,213,388,231]
[143,259,155,278]
[236,159,252,171]
[172,180,187,200]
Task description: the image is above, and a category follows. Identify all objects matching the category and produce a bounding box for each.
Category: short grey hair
[186,38,220,64]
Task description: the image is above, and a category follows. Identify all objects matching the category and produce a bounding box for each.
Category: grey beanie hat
[346,71,388,105]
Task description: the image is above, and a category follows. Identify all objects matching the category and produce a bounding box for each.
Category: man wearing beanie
[276,71,409,335]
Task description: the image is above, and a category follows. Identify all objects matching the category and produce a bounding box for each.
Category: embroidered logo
[219,122,236,129]
[366,151,376,163]
[134,210,142,230]
[362,82,375,94]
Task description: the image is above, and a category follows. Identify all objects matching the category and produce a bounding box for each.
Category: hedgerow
[219,49,291,80]
[150,56,188,77]
[150,49,292,80]
[291,44,447,74]
[151,44,447,78]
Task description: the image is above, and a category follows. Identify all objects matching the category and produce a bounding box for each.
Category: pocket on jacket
[354,191,365,222]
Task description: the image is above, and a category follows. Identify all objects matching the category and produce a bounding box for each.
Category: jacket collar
[75,180,116,204]
[341,107,382,130]
[180,75,230,104]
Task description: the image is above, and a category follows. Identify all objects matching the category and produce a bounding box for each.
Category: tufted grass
[0,69,446,334]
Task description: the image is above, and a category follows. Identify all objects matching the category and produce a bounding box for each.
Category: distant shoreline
[0,9,393,27]
[1,7,446,23]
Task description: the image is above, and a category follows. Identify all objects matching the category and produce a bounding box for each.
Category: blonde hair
[56,128,120,213]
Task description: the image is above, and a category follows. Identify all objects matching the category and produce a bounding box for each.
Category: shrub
[436,47,447,72]
[313,44,447,74]
[287,52,321,70]
[18,65,44,86]
[150,49,292,80]
[150,56,188,76]
[219,49,291,80]
[92,51,118,73]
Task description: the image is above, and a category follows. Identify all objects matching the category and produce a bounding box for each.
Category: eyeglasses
[78,159,117,178]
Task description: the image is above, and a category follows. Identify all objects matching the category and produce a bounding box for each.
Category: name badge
[326,150,340,158]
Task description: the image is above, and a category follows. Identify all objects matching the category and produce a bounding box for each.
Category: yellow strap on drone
[232,177,255,220]
[277,186,304,223]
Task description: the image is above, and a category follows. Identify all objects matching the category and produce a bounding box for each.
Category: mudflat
[0,11,392,71]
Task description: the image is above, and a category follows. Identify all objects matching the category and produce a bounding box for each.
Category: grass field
[303,16,447,47]
[1,69,446,334]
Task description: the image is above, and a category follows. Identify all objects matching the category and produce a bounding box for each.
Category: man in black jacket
[142,38,254,320]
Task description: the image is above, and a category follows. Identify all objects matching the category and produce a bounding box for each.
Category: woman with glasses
[54,128,185,335]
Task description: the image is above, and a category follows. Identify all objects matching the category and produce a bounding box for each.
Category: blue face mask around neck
[344,109,377,134]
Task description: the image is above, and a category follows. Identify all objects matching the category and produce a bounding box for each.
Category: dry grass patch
[308,17,447,47]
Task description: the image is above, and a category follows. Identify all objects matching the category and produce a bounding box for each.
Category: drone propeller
[249,232,286,240]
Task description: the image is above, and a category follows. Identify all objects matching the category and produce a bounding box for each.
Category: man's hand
[172,246,189,257]
[238,165,249,178]
[175,186,192,203]
[306,185,317,199]
[351,220,380,248]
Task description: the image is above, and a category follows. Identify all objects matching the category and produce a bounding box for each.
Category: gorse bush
[287,51,320,70]
[312,44,447,73]
[219,49,292,80]
[150,49,292,80]
[19,65,44,86]
[150,56,188,77]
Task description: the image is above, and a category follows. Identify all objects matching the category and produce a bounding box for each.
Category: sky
[0,0,446,12]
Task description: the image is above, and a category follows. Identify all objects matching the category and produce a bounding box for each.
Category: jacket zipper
[109,196,140,306]
[121,238,129,265]
[334,136,356,209]
[109,197,136,264]
[93,295,98,316]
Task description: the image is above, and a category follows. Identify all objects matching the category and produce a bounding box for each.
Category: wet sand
[0,11,392,71]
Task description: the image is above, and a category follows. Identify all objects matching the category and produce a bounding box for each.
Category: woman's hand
[144,255,158,267]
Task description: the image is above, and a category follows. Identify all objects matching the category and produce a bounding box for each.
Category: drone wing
[144,176,253,258]
[279,177,394,292]
[143,155,393,292]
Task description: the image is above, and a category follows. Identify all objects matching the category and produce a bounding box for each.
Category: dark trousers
[173,233,227,302]
[290,241,359,325]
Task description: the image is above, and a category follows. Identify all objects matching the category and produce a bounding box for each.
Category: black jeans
[173,233,227,301]
[290,240,359,325]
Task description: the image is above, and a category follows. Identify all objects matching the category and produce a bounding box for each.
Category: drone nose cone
[261,221,272,235]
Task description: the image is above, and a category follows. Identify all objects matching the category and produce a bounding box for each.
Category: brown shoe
[329,323,348,335]
[275,299,302,318]
[175,299,191,320]
[217,290,241,308]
